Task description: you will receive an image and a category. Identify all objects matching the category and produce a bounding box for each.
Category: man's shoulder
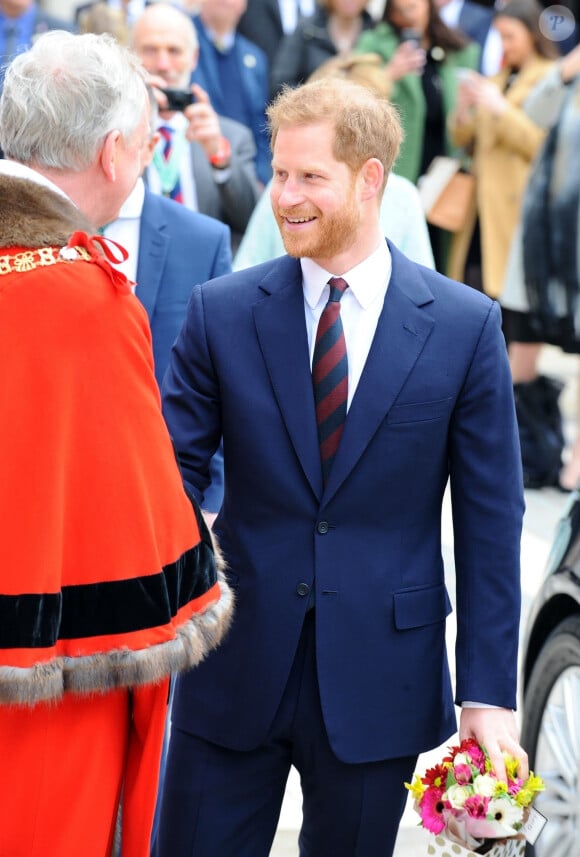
[390,243,494,317]
[201,254,296,294]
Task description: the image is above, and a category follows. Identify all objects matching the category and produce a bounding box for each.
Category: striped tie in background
[158,125,184,204]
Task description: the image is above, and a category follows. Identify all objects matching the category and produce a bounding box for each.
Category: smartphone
[160,88,196,111]
[400,27,421,44]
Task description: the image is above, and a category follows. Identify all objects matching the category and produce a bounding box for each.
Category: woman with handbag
[448,0,557,299]
[501,42,580,490]
[354,0,479,270]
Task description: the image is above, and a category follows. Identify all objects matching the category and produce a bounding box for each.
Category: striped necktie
[312,277,349,485]
[158,125,184,204]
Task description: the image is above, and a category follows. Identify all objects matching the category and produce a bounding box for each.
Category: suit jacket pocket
[393,582,452,630]
[386,397,452,425]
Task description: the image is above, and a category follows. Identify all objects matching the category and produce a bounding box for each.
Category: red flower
[422,764,448,790]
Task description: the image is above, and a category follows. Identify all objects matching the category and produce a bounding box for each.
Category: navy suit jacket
[458,0,494,55]
[192,16,271,186]
[162,244,524,763]
[137,189,231,511]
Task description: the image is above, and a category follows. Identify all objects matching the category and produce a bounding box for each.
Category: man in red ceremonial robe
[0,30,233,857]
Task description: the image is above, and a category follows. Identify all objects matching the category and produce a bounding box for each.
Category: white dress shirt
[278,0,315,34]
[104,177,145,287]
[301,238,391,410]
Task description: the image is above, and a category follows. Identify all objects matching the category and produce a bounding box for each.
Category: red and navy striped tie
[312,277,349,484]
[159,125,184,204]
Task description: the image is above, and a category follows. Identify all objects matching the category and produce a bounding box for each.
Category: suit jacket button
[296,582,310,597]
[317,521,329,534]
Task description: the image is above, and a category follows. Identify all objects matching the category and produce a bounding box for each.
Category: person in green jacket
[355,0,479,269]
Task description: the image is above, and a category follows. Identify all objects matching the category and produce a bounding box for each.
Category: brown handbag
[420,157,476,233]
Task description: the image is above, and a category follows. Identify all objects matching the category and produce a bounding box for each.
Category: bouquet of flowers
[405,738,545,855]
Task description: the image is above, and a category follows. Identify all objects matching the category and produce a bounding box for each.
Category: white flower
[445,784,472,809]
[487,797,524,835]
[453,753,470,767]
[472,774,497,797]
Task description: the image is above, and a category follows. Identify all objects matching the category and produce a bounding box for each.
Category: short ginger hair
[266,77,403,193]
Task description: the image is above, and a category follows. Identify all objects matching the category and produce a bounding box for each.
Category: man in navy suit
[155,77,527,857]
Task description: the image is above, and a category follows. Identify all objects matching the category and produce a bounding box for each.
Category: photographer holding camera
[132,3,261,251]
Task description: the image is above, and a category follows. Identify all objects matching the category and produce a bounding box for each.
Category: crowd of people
[0,0,578,854]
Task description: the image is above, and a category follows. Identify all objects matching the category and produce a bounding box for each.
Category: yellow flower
[494,781,508,797]
[504,754,521,781]
[405,774,426,802]
[516,772,545,806]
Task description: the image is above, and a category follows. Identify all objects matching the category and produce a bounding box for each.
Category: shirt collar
[204,25,235,52]
[0,158,72,202]
[301,239,391,310]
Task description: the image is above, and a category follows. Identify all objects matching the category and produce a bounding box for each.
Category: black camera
[160,88,196,111]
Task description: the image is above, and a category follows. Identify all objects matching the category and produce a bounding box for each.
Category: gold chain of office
[0,246,92,275]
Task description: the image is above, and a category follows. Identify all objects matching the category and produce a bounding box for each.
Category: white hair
[0,30,148,170]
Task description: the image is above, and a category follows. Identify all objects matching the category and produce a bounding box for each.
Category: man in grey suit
[132,3,260,251]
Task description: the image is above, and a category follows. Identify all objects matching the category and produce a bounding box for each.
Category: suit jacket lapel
[135,191,168,320]
[324,244,435,500]
[253,257,323,499]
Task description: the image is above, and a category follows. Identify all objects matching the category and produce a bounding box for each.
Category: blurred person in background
[355,0,479,270]
[0,0,73,89]
[270,0,375,97]
[501,41,580,490]
[192,0,271,185]
[448,0,557,299]
[238,0,316,68]
[132,3,261,252]
[435,0,503,74]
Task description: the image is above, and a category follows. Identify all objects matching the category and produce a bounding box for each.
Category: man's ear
[100,128,122,182]
[359,157,385,201]
[142,131,161,169]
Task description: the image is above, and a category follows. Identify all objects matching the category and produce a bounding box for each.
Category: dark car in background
[520,489,580,856]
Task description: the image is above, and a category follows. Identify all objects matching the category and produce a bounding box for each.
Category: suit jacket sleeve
[199,228,232,513]
[162,283,221,503]
[449,300,524,709]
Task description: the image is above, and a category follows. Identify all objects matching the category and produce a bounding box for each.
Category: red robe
[0,176,233,856]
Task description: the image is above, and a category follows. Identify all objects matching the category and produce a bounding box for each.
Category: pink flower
[453,763,473,784]
[461,739,487,773]
[464,794,490,819]
[420,789,448,834]
[508,778,522,796]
